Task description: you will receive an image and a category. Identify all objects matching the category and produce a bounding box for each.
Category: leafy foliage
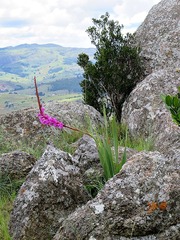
[161,87,180,126]
[77,12,144,121]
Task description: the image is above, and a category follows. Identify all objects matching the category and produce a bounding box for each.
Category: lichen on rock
[9,145,91,240]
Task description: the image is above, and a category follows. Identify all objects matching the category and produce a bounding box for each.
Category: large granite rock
[0,101,103,144]
[53,151,180,239]
[0,151,36,180]
[135,0,180,74]
[118,3,180,238]
[8,134,140,240]
[9,145,90,240]
[122,0,180,161]
[45,101,103,129]
[122,69,180,159]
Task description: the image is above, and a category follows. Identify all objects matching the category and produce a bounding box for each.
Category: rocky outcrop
[53,151,180,239]
[0,151,36,179]
[118,2,180,238]
[122,69,180,158]
[122,0,180,160]
[45,101,103,129]
[135,0,180,74]
[8,134,140,240]
[52,1,180,239]
[0,101,103,144]
[9,145,91,240]
[8,1,180,239]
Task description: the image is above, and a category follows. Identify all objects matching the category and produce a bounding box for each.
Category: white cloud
[113,0,160,30]
[0,0,161,48]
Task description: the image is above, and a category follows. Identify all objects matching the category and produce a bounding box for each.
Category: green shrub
[161,87,180,126]
[77,12,144,121]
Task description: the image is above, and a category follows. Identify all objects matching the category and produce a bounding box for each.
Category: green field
[0,92,82,115]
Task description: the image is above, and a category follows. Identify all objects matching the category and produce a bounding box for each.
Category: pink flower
[38,107,64,129]
[34,76,91,136]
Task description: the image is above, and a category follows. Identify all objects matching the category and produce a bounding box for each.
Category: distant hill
[0,43,95,93]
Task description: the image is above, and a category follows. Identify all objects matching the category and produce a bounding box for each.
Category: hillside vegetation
[0,44,95,114]
[0,44,95,87]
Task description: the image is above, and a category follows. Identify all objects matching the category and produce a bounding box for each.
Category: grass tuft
[0,195,14,240]
[0,175,23,240]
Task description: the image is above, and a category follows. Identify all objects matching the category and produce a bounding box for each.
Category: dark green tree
[77,12,144,121]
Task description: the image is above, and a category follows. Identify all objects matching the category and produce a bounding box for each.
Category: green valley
[0,43,95,114]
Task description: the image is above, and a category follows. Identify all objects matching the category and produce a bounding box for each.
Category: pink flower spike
[34,77,91,136]
[38,107,64,129]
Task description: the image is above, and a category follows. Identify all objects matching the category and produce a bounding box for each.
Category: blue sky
[0,0,160,48]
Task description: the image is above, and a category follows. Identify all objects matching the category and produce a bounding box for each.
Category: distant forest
[48,76,83,93]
